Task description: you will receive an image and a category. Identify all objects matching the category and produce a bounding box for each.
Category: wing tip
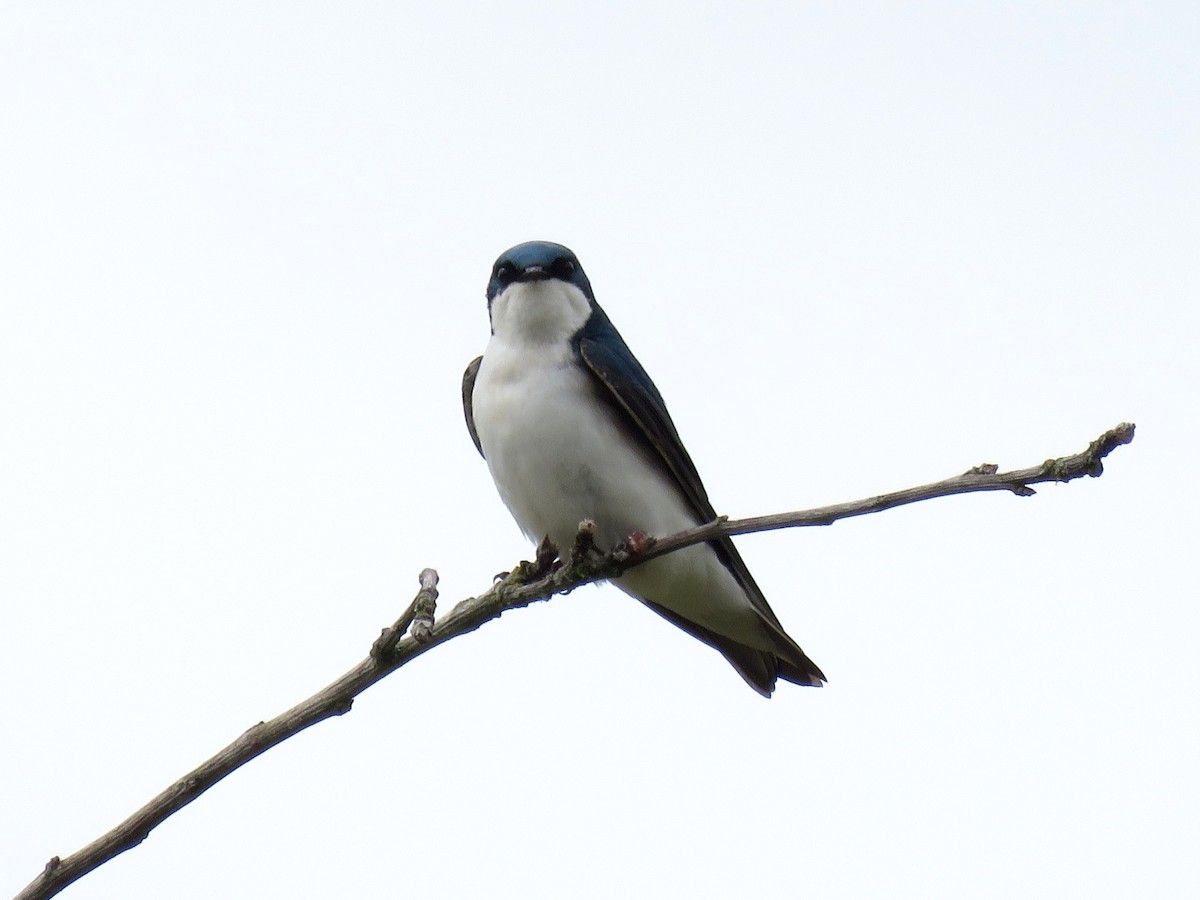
[739,655,827,698]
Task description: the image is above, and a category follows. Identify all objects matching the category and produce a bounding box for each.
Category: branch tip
[410,568,439,644]
[571,520,599,561]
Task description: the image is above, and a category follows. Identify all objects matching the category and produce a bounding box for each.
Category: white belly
[471,336,774,650]
[473,338,678,547]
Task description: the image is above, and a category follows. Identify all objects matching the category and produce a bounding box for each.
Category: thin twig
[14,422,1134,900]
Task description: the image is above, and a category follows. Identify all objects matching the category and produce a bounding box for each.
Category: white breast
[470,280,775,650]
[472,323,683,552]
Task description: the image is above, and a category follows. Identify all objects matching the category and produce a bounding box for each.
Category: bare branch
[644,421,1138,557]
[14,422,1134,900]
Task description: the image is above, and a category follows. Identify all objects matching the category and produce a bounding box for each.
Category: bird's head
[486,241,597,344]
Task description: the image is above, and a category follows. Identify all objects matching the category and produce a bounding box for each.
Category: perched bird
[463,241,825,696]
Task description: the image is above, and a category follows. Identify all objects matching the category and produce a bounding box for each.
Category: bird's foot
[507,534,561,584]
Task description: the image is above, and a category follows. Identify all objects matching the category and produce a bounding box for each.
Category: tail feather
[641,600,826,697]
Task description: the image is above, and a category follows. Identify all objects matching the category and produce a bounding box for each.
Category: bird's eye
[553,257,576,277]
[495,264,513,282]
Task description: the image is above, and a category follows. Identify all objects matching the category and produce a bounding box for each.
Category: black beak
[520,264,550,281]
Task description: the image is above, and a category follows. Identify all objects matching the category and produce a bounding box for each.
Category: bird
[462,241,825,696]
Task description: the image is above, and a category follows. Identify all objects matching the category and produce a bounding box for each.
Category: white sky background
[2,2,1196,897]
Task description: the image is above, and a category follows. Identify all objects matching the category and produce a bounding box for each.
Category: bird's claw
[504,535,561,584]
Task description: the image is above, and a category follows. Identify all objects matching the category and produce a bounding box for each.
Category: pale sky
[2,3,1197,898]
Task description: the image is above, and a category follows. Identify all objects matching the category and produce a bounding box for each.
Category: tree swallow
[463,241,825,696]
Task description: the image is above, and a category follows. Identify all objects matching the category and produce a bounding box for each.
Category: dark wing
[577,333,775,626]
[576,316,825,687]
[574,312,715,519]
[462,356,484,457]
